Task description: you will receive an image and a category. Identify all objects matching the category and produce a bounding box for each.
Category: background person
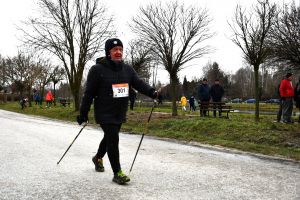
[45,90,54,108]
[33,92,40,105]
[180,95,187,111]
[77,38,159,185]
[19,97,27,109]
[198,78,210,117]
[279,72,294,124]
[189,95,196,111]
[210,79,224,117]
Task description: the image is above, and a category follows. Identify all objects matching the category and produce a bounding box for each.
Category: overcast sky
[0,0,299,84]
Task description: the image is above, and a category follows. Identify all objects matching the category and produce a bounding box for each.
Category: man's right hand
[77,114,88,125]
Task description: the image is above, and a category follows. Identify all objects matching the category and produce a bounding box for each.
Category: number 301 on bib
[112,83,129,98]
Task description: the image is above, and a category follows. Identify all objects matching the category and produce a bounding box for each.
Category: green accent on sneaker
[112,170,130,185]
[92,156,104,172]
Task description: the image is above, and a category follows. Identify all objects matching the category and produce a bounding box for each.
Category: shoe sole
[112,178,127,185]
[95,168,104,172]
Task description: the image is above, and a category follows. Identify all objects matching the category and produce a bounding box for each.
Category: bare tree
[21,0,114,110]
[50,66,65,105]
[130,1,214,116]
[229,0,276,121]
[202,62,227,84]
[34,59,53,104]
[125,39,153,82]
[25,57,43,106]
[269,3,300,70]
[231,66,255,99]
[12,52,34,99]
[0,54,6,90]
[202,62,231,96]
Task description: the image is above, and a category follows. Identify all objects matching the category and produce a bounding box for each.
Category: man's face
[109,46,123,62]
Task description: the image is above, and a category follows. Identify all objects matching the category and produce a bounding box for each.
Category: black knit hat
[105,38,123,59]
[286,72,293,78]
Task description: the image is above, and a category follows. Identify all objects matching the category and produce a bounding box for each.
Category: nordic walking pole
[129,101,156,173]
[57,122,88,165]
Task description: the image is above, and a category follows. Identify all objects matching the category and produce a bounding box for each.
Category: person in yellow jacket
[181,95,187,111]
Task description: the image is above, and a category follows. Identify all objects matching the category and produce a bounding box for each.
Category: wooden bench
[59,99,71,107]
[198,101,234,118]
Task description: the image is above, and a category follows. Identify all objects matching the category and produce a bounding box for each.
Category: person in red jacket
[279,72,294,123]
[45,90,54,108]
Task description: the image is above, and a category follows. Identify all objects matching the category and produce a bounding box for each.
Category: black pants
[277,99,283,122]
[282,97,293,122]
[96,123,122,174]
[200,101,209,117]
[190,104,195,111]
[212,102,222,117]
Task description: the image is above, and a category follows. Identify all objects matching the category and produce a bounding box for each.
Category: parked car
[230,98,242,103]
[244,98,256,103]
[265,98,280,104]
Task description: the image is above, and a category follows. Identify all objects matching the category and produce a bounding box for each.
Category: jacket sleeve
[279,80,285,97]
[198,85,202,99]
[129,67,156,98]
[80,65,99,116]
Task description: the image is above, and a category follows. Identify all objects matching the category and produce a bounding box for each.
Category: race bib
[112,83,129,98]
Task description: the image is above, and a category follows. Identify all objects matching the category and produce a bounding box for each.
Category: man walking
[279,72,294,124]
[77,38,158,185]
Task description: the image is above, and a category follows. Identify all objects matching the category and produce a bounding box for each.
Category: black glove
[150,88,162,99]
[153,91,158,99]
[148,89,157,99]
[77,114,88,125]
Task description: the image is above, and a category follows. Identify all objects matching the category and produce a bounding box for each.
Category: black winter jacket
[198,84,210,101]
[210,84,224,102]
[80,58,156,124]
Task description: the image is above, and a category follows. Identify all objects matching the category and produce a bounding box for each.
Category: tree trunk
[4,93,7,103]
[254,66,260,122]
[40,86,45,106]
[70,82,80,111]
[170,74,178,116]
[74,91,80,111]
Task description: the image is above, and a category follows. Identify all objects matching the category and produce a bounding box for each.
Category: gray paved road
[0,109,299,200]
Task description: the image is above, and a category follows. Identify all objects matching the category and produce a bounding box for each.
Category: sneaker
[92,156,104,172]
[112,170,130,185]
